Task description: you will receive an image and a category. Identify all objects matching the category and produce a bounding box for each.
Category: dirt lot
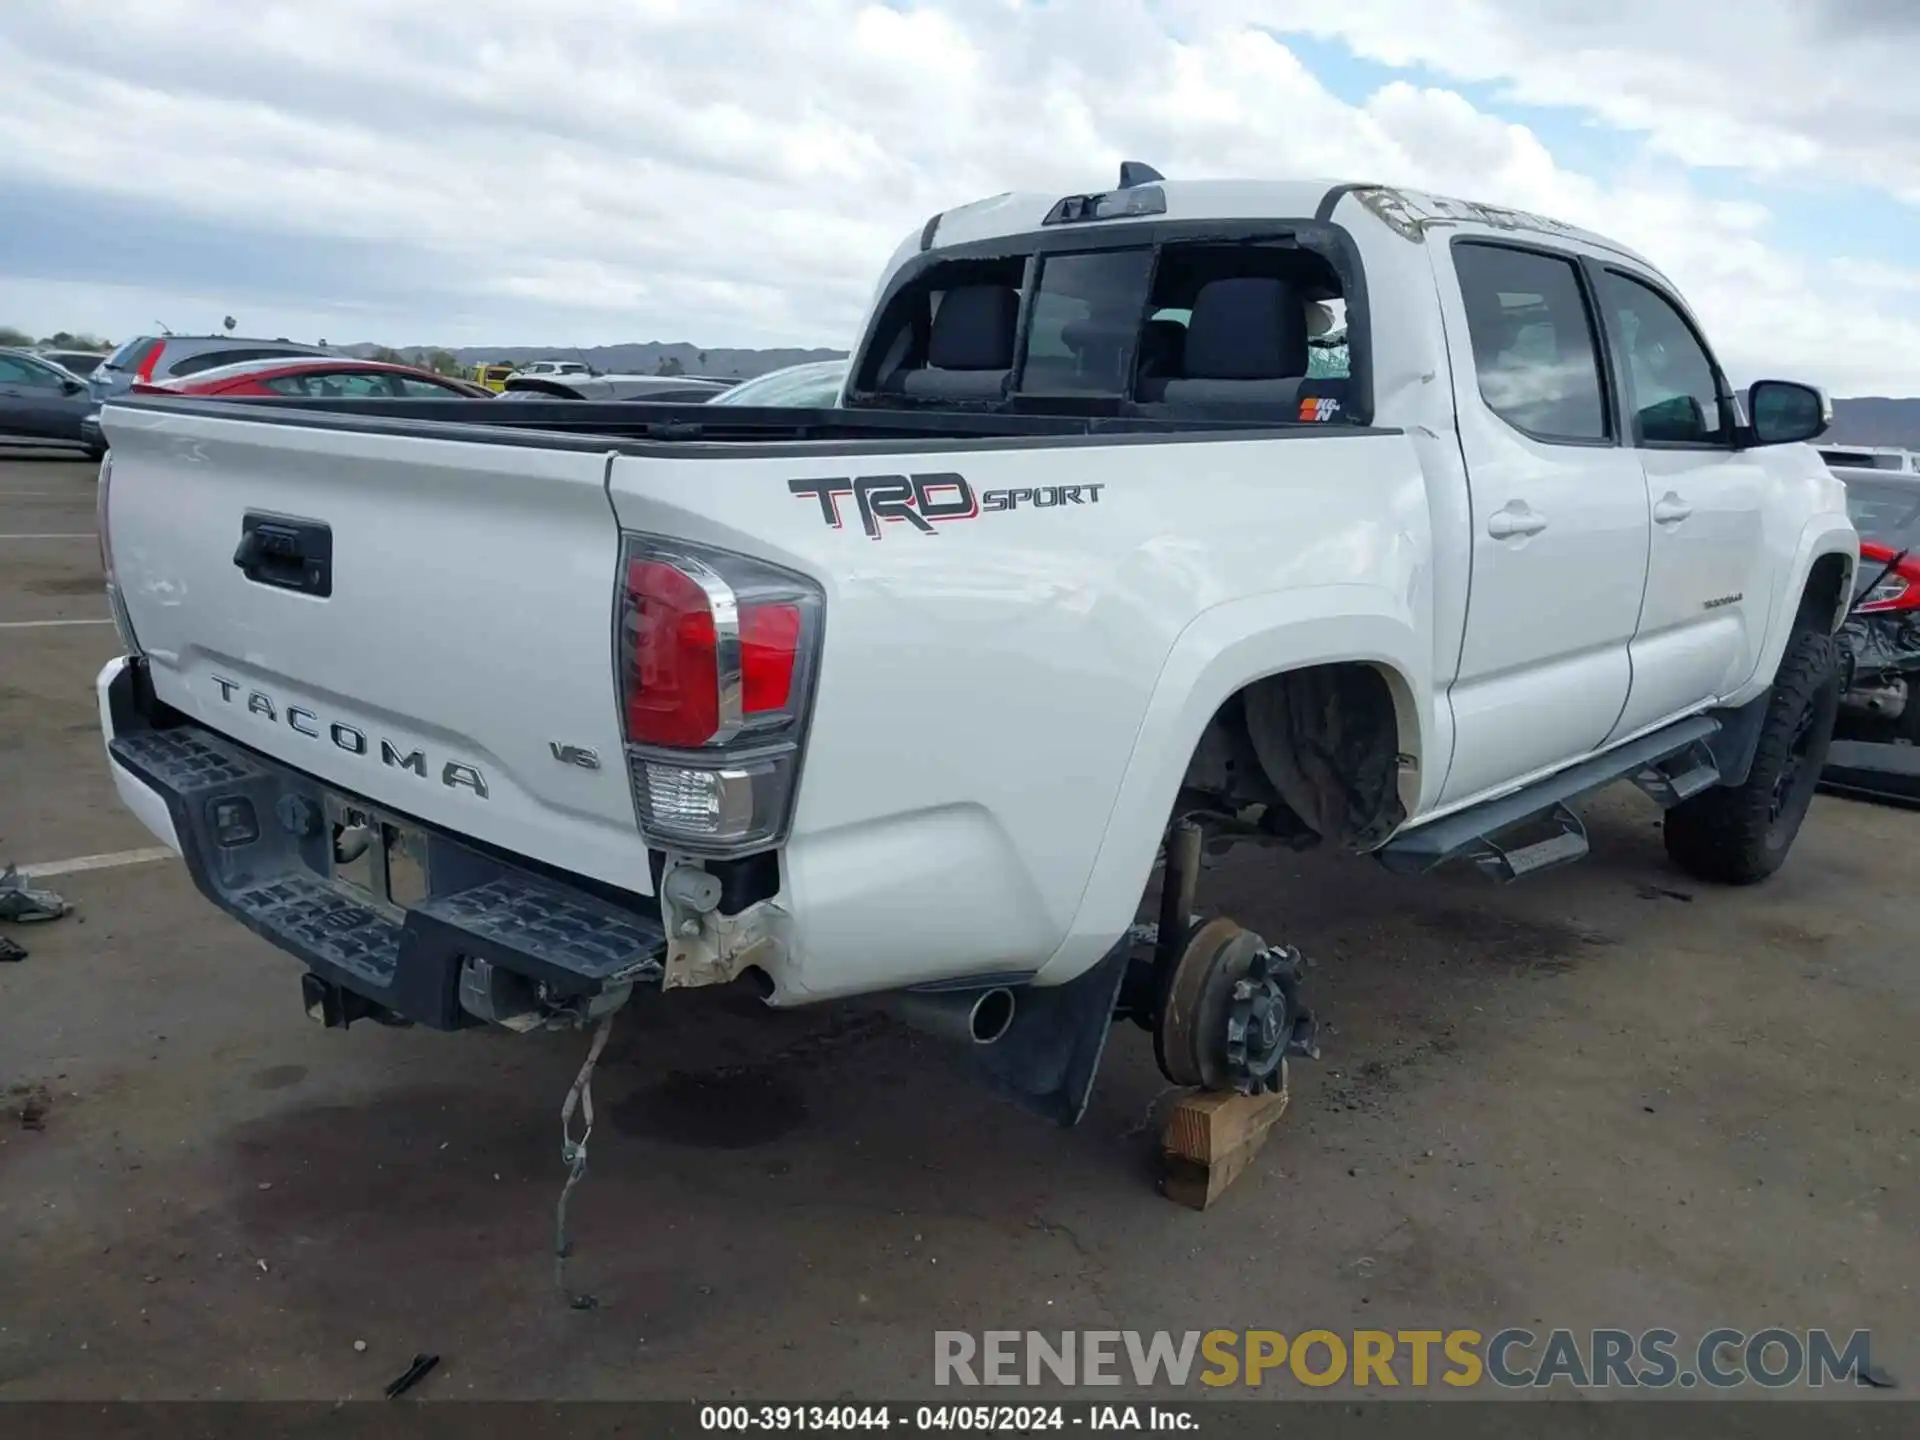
[2,455,1916,1401]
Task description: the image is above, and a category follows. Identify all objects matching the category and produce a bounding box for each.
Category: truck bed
[99,391,1423,1002]
[116,392,1335,447]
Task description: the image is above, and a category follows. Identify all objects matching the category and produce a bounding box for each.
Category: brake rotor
[1154,919,1312,1094]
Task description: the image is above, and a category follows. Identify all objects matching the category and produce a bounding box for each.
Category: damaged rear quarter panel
[607,428,1433,1000]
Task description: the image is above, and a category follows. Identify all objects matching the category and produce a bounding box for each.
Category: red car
[132,356,492,400]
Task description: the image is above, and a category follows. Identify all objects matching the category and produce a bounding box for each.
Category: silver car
[88,334,332,404]
[708,358,849,407]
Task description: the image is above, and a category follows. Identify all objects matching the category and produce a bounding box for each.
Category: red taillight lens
[1856,543,1920,614]
[741,603,800,714]
[616,537,823,856]
[625,559,721,747]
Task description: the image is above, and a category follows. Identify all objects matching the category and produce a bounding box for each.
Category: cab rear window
[849,225,1361,424]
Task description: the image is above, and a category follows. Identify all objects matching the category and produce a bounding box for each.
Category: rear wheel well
[1797,552,1852,634]
[1178,662,1411,852]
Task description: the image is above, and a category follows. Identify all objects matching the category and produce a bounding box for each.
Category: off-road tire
[1663,627,1841,885]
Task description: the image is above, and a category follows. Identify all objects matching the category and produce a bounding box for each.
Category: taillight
[616,536,822,855]
[624,559,723,748]
[1856,543,1920,614]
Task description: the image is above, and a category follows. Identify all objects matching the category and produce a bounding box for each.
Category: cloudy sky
[2,0,1916,394]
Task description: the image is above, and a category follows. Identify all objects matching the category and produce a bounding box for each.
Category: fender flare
[1730,511,1857,705]
[1034,584,1429,984]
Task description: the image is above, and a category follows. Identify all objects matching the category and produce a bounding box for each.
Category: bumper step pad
[109,724,665,1028]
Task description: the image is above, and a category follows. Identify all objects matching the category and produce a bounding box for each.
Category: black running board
[1378,714,1724,881]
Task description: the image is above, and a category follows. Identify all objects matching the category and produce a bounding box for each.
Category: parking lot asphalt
[2,455,1917,1401]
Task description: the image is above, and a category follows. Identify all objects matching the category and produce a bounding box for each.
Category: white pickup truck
[96,168,1857,1122]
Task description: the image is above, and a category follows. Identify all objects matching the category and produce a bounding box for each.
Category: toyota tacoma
[94,167,1857,1123]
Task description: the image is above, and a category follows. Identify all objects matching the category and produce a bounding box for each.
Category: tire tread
[1663,629,1840,885]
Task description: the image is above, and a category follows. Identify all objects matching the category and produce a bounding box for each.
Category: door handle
[1487,504,1548,540]
[1653,493,1693,525]
[234,514,333,598]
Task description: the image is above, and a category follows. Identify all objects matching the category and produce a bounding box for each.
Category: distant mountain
[339,340,846,380]
[1828,398,1920,450]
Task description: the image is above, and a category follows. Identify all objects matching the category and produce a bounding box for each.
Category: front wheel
[1664,628,1841,885]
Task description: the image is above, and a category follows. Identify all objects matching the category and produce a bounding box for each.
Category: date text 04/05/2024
[697,1404,1195,1431]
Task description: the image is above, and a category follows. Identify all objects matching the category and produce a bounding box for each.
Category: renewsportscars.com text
[934,1328,1878,1390]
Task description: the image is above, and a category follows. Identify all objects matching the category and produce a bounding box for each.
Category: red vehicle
[133,356,492,400]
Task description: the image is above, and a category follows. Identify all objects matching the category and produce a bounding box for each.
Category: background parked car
[708,358,849,407]
[133,356,493,400]
[87,333,332,405]
[472,363,515,393]
[498,371,733,401]
[33,347,108,377]
[84,357,489,454]
[0,348,96,451]
[1836,468,1920,742]
[509,359,595,380]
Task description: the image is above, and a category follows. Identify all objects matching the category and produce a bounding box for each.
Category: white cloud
[0,0,1916,391]
[1220,0,1920,204]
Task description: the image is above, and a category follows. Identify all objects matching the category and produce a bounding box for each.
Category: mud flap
[965,943,1130,1127]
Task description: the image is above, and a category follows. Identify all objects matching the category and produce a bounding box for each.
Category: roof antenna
[1118,161,1164,188]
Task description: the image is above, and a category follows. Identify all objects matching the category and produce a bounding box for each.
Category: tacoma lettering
[209,676,487,798]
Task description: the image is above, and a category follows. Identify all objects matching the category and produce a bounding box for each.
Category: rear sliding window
[1021,250,1155,395]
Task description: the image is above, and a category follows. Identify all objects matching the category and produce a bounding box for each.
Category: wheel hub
[1225,946,1301,1095]
[1154,920,1317,1093]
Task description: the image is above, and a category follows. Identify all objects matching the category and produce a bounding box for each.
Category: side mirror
[61,378,86,396]
[1744,379,1830,446]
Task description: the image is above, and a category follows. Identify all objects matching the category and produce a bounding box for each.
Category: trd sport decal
[789,473,1105,540]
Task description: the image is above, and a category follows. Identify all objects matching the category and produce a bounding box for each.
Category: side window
[391,376,463,397]
[1018,249,1153,396]
[1595,271,1728,446]
[0,356,37,384]
[1453,243,1609,443]
[168,348,306,379]
[302,371,398,398]
[2,356,65,388]
[263,372,396,397]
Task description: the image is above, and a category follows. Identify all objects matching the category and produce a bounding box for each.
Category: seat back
[895,284,1019,400]
[1141,277,1316,407]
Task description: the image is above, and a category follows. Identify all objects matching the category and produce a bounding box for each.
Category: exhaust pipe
[882,985,1018,1046]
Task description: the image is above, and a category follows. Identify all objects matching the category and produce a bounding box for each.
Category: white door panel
[1593,267,1772,739]
[1443,644,1633,801]
[1613,450,1771,736]
[1436,239,1651,806]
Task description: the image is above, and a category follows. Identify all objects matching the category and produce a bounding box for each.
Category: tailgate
[102,402,652,894]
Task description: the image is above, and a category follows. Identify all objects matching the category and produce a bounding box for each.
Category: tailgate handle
[234,514,333,598]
